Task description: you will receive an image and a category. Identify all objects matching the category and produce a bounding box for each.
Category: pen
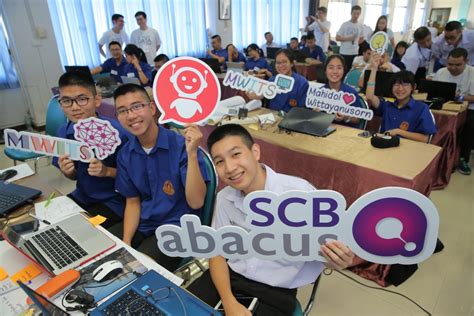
[44,192,56,208]
[29,214,51,225]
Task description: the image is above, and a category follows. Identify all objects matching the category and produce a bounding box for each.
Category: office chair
[293,274,321,316]
[4,95,67,173]
[344,68,362,90]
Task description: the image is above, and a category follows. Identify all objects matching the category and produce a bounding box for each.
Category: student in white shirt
[401,26,432,83]
[98,14,129,59]
[352,46,372,70]
[261,32,280,57]
[432,21,474,69]
[188,124,354,316]
[434,48,474,175]
[370,16,395,56]
[336,5,363,74]
[304,6,331,53]
[130,11,162,67]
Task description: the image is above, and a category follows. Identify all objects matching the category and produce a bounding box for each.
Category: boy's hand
[58,154,76,177]
[321,240,355,270]
[183,125,203,154]
[223,300,252,316]
[88,158,108,177]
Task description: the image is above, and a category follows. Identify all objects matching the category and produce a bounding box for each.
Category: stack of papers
[34,196,85,228]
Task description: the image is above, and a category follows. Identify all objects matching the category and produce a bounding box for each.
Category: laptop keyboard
[0,191,25,211]
[32,226,88,269]
[102,289,163,315]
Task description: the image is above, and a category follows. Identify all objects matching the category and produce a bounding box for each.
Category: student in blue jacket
[244,44,272,74]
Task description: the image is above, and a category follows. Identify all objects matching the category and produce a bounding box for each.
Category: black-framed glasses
[59,96,92,108]
[116,103,149,117]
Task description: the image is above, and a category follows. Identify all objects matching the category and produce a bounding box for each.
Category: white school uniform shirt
[261,42,280,57]
[434,65,474,109]
[98,29,129,58]
[212,165,324,289]
[307,20,331,52]
[337,21,363,55]
[401,42,431,75]
[130,27,162,66]
[432,30,474,66]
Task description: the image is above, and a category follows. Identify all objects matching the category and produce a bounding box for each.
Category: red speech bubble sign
[153,57,221,125]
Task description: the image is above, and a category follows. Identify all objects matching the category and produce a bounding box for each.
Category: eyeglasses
[393,83,411,89]
[59,96,92,108]
[116,103,149,117]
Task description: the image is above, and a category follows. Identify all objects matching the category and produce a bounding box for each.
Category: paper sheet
[0,163,35,183]
[34,196,85,227]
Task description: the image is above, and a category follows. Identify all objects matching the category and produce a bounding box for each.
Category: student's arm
[57,154,77,180]
[183,125,206,209]
[90,66,103,75]
[99,44,106,58]
[210,256,251,316]
[207,49,226,63]
[131,57,150,85]
[122,197,141,245]
[319,20,330,34]
[385,129,429,143]
[88,158,116,177]
[365,54,381,109]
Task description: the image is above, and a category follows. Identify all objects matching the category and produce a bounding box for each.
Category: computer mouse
[92,260,123,283]
[0,169,17,181]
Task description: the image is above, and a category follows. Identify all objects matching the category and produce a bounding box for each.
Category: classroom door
[0,9,28,130]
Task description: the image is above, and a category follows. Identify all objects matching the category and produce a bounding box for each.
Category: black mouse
[0,169,17,181]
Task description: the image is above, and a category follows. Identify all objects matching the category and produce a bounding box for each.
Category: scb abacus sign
[156,187,439,265]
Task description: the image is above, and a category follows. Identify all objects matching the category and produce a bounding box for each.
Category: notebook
[1,214,115,275]
[278,107,336,137]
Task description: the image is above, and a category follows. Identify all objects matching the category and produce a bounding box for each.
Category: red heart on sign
[343,93,355,105]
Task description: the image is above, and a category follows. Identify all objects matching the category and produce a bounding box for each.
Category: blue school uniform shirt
[231,52,246,62]
[121,61,153,86]
[244,57,271,71]
[115,126,210,236]
[52,115,129,217]
[323,83,363,129]
[302,46,326,62]
[208,49,228,61]
[376,97,437,136]
[100,56,127,82]
[268,71,309,112]
[391,55,406,70]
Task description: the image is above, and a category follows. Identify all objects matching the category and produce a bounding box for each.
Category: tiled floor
[1,146,472,316]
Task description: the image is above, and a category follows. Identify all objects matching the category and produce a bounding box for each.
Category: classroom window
[327,0,352,36]
[0,14,19,89]
[363,0,384,30]
[392,0,408,33]
[412,0,426,30]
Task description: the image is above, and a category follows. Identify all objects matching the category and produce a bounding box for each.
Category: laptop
[2,214,115,275]
[266,47,280,59]
[418,79,456,101]
[362,70,396,98]
[18,281,70,316]
[226,62,244,72]
[278,107,336,137]
[120,76,141,85]
[65,66,94,83]
[199,58,222,73]
[91,270,220,316]
[0,181,42,217]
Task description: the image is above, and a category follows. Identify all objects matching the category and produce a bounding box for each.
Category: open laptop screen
[18,281,70,316]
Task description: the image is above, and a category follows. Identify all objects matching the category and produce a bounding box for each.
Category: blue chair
[4,95,67,173]
[293,275,321,316]
[344,68,362,90]
[356,97,370,130]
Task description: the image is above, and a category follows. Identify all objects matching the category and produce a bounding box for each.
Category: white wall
[205,0,233,47]
[2,0,63,127]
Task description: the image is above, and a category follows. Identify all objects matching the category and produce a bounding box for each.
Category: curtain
[0,14,19,89]
[268,0,301,48]
[48,0,207,68]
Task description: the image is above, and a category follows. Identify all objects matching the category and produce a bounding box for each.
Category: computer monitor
[199,58,222,73]
[266,47,280,59]
[362,70,396,98]
[418,79,456,101]
[65,66,94,83]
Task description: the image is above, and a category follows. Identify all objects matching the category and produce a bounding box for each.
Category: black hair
[111,14,124,22]
[390,70,416,91]
[317,7,327,14]
[108,41,122,49]
[300,35,307,41]
[211,35,221,41]
[124,44,147,64]
[324,54,345,72]
[306,33,316,41]
[135,11,147,19]
[361,45,371,53]
[445,21,462,32]
[154,54,169,63]
[264,32,272,37]
[351,5,361,12]
[374,15,388,33]
[393,41,409,59]
[448,47,468,59]
[413,27,431,41]
[276,49,295,63]
[247,43,263,57]
[207,124,255,155]
[113,83,150,102]
[290,37,298,42]
[58,71,96,96]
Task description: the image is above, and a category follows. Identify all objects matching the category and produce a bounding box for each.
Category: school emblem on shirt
[400,121,409,131]
[289,99,297,107]
[163,180,175,196]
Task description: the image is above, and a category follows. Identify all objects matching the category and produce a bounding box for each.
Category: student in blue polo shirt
[53,72,129,228]
[301,33,326,65]
[112,83,209,271]
[244,44,271,73]
[91,41,127,82]
[366,53,437,143]
[249,49,309,113]
[226,44,246,63]
[324,54,363,128]
[122,44,153,86]
[207,35,228,63]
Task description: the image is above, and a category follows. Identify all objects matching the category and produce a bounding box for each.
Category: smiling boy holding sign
[187,124,354,316]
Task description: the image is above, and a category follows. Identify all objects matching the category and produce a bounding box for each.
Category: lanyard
[418,44,431,63]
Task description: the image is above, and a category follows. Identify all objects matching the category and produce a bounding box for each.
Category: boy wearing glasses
[112,83,209,271]
[365,53,437,143]
[53,72,129,228]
